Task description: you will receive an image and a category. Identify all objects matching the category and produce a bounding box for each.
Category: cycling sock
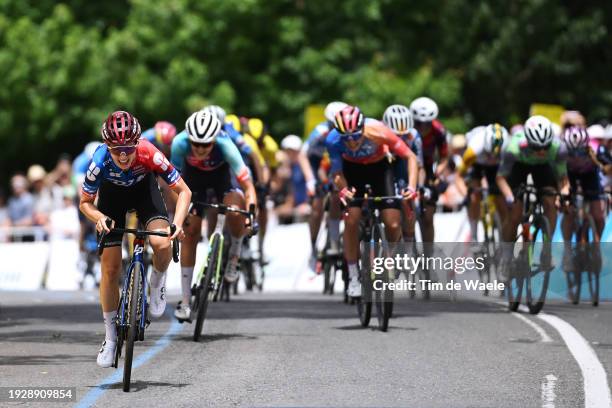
[103,310,117,342]
[150,267,166,289]
[469,219,478,241]
[181,266,193,304]
[348,262,359,280]
[328,219,340,248]
[229,236,244,260]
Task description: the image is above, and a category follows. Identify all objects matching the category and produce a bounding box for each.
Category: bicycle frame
[117,237,147,335]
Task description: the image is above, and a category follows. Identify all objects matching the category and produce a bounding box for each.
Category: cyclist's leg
[467,166,484,241]
[180,209,202,307]
[561,172,578,270]
[532,165,558,238]
[95,181,130,365]
[224,189,247,282]
[137,175,171,318]
[309,195,324,250]
[328,190,342,252]
[582,170,605,237]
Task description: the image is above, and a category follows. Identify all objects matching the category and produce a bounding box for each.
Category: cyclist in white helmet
[170,110,257,321]
[459,124,509,241]
[496,115,569,272]
[302,101,347,268]
[383,104,424,242]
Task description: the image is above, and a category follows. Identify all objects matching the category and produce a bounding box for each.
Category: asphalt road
[0,289,610,408]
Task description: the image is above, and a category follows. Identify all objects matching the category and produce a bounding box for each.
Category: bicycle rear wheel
[123,263,142,392]
[585,215,600,306]
[526,216,551,314]
[193,236,220,342]
[507,254,524,312]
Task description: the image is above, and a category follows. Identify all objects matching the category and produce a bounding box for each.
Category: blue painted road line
[74,311,184,408]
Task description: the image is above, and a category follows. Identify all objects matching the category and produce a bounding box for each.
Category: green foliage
[0,0,610,181]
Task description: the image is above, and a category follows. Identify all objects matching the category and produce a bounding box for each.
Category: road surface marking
[74,312,183,408]
[537,313,612,408]
[541,374,557,408]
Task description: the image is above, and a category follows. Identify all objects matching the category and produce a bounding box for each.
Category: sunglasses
[341,131,363,142]
[530,145,548,152]
[191,141,213,149]
[108,144,138,155]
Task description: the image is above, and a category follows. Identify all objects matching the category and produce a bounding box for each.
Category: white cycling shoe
[225,257,240,283]
[348,278,362,298]
[149,286,166,319]
[96,340,116,368]
[174,302,192,322]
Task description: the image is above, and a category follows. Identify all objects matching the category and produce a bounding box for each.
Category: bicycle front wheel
[193,236,220,342]
[372,223,392,332]
[123,263,142,392]
[526,216,551,314]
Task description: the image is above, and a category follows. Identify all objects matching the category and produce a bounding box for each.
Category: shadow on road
[94,380,190,392]
[176,332,258,343]
[0,353,91,365]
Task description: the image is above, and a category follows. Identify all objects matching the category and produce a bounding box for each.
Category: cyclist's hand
[306,179,316,197]
[402,187,417,201]
[96,216,113,234]
[169,224,185,241]
[339,187,355,206]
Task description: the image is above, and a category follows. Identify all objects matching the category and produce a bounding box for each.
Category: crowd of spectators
[0,155,80,242]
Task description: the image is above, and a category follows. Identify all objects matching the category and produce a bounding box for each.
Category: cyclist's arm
[170,132,190,172]
[238,177,257,215]
[297,149,316,195]
[169,178,191,231]
[459,147,477,176]
[496,150,516,203]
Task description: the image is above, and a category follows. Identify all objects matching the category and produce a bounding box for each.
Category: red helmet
[154,121,177,145]
[334,105,364,135]
[101,111,141,146]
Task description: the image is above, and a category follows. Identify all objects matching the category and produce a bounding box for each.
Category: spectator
[28,164,54,227]
[48,185,80,240]
[47,154,73,209]
[7,174,34,241]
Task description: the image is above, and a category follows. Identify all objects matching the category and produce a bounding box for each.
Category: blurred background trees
[0,0,610,181]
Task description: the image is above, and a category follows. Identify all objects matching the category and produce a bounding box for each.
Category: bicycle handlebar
[97,218,180,261]
[191,202,259,237]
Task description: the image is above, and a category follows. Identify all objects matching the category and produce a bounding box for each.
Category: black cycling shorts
[97,173,169,247]
[183,162,241,217]
[342,158,400,210]
[569,169,602,201]
[506,162,557,193]
[467,164,501,195]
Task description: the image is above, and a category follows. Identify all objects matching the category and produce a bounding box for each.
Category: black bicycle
[97,220,179,392]
[349,186,402,332]
[563,182,602,306]
[506,183,554,314]
[188,203,256,342]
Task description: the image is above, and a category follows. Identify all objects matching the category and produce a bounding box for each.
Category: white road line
[509,305,553,343]
[537,313,612,408]
[541,374,557,408]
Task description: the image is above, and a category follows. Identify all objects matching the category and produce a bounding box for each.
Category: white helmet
[201,105,226,124]
[324,101,348,122]
[483,123,508,154]
[186,110,222,144]
[410,97,438,122]
[383,104,413,134]
[281,134,303,151]
[524,115,554,148]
